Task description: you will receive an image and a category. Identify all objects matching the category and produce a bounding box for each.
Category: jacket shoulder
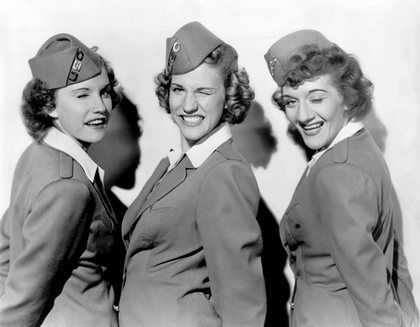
[214,139,250,164]
[12,142,89,196]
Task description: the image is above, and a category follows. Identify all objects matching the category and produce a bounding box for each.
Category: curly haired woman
[119,22,266,327]
[0,33,123,326]
[265,29,418,327]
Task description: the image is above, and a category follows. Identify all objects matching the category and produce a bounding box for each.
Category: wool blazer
[119,139,266,327]
[280,128,418,327]
[0,141,123,327]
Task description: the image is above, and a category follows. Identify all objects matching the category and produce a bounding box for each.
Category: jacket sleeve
[314,164,402,327]
[0,179,93,327]
[0,209,11,296]
[196,160,266,327]
[390,183,419,327]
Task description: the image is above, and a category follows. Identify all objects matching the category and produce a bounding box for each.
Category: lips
[85,117,108,127]
[299,121,323,135]
[180,115,204,126]
[302,122,323,130]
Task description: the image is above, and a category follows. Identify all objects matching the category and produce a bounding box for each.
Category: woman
[264,29,418,326]
[119,22,266,327]
[0,33,123,326]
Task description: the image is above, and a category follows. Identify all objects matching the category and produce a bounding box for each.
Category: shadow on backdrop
[88,93,142,221]
[232,102,290,327]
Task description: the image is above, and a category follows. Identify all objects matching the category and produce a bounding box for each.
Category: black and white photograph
[0,0,419,326]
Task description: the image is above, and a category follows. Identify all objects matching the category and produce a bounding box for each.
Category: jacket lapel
[92,172,120,228]
[139,154,193,216]
[122,157,170,237]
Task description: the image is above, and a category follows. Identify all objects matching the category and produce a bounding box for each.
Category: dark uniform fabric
[0,141,122,327]
[280,129,418,327]
[119,139,266,327]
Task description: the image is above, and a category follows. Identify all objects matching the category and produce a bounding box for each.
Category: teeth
[86,119,105,126]
[303,122,323,130]
[182,116,203,123]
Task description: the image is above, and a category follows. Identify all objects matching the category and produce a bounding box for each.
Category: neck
[53,122,90,151]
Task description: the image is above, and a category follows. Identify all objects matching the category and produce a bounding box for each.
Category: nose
[92,94,108,114]
[183,93,198,113]
[297,102,315,124]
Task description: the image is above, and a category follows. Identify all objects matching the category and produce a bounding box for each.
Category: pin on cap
[29,33,103,89]
[264,29,334,86]
[165,21,224,75]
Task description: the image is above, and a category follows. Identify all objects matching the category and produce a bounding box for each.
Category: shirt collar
[167,123,232,170]
[42,127,104,183]
[307,120,364,170]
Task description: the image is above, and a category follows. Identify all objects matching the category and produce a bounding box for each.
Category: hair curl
[155,43,254,124]
[272,44,373,120]
[21,56,121,141]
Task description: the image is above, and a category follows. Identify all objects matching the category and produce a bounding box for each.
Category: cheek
[328,104,346,124]
[284,108,297,123]
[206,96,225,117]
[169,94,182,112]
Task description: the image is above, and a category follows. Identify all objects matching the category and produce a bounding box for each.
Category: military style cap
[264,29,334,86]
[29,33,103,89]
[165,21,224,75]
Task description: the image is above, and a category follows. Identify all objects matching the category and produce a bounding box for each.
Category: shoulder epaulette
[59,151,74,179]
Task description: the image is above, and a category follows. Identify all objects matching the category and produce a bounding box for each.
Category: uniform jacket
[119,139,266,327]
[0,140,122,327]
[280,128,418,327]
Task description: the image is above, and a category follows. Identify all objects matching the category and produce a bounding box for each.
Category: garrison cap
[264,29,334,86]
[29,33,103,89]
[165,21,224,75]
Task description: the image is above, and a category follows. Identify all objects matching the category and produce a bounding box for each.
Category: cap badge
[266,53,278,77]
[67,48,85,83]
[166,40,181,75]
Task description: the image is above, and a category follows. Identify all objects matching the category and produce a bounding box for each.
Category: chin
[182,131,206,143]
[302,137,326,151]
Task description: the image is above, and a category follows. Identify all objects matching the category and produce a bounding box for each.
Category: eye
[170,86,183,94]
[197,88,214,96]
[310,97,324,104]
[76,93,89,99]
[284,99,298,108]
[101,86,111,98]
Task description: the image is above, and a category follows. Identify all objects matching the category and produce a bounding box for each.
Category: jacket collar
[42,127,104,183]
[168,123,232,170]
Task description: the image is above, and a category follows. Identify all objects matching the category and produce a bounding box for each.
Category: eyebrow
[170,83,217,91]
[308,89,328,94]
[282,88,329,98]
[71,87,90,94]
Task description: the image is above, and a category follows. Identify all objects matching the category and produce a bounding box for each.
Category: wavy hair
[155,43,254,124]
[272,44,373,120]
[21,56,121,141]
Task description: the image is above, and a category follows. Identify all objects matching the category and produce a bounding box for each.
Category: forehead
[282,74,336,96]
[171,62,223,87]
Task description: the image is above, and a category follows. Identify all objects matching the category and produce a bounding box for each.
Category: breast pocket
[142,205,201,270]
[284,203,323,247]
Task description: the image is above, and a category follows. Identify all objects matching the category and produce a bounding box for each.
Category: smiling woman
[0,33,123,327]
[265,29,419,327]
[51,67,113,149]
[119,22,266,327]
[281,74,347,151]
[169,62,226,150]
